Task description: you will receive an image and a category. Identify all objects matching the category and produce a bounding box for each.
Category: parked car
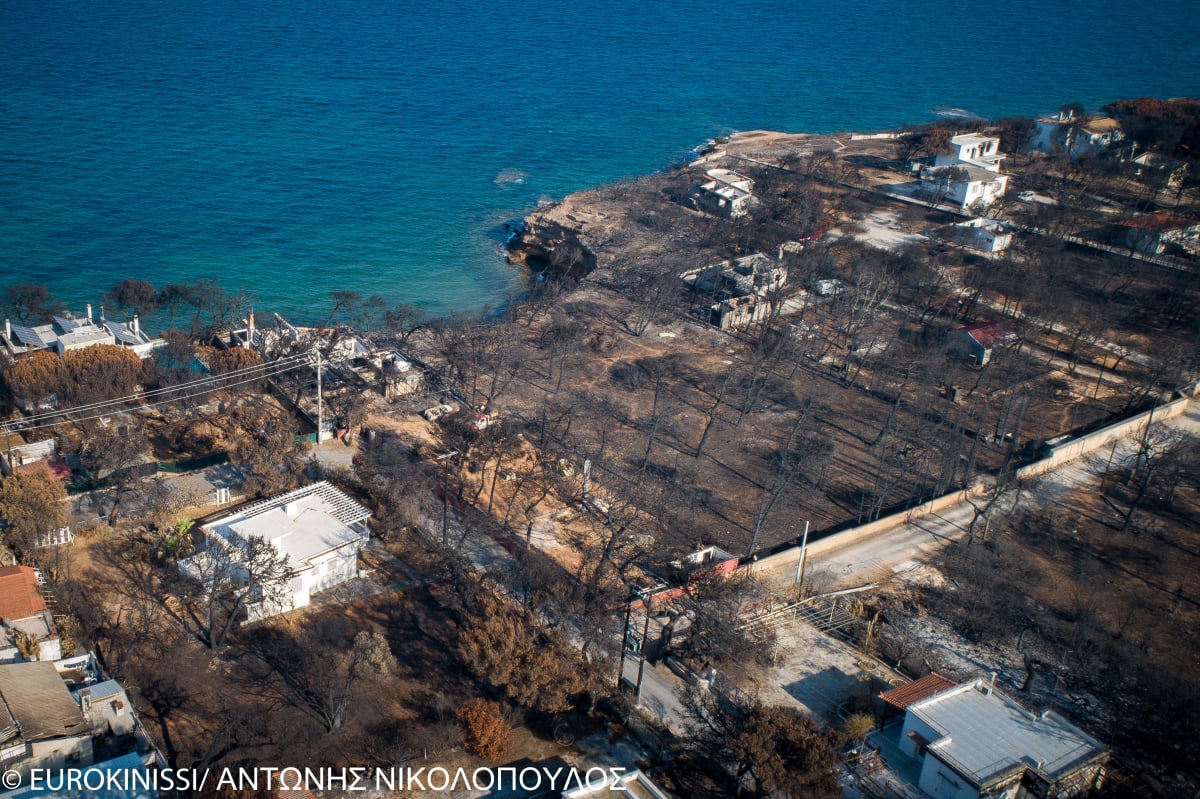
[422,403,457,422]
[469,412,501,431]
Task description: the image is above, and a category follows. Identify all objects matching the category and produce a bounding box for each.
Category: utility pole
[314,348,324,443]
[793,520,810,592]
[433,450,459,548]
[617,597,633,688]
[634,594,652,707]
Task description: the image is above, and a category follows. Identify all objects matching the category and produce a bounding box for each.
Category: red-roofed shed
[948,321,1015,366]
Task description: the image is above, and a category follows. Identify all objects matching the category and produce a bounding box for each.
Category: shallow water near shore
[2,0,1198,323]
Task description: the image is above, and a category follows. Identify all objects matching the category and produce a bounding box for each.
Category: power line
[11,351,313,426]
[3,354,317,435]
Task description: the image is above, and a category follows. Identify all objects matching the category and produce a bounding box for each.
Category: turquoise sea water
[2,0,1199,323]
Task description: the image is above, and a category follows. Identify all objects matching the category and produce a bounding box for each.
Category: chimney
[4,319,9,341]
[99,305,105,321]
[990,671,997,686]
[86,304,93,322]
[132,315,139,335]
[246,312,255,349]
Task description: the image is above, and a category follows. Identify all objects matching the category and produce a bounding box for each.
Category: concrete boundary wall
[751,390,1196,580]
[1015,390,1195,480]
[749,482,985,578]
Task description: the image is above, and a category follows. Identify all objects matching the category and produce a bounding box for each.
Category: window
[936,768,961,790]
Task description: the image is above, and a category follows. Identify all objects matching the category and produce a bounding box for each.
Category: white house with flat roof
[1,305,160,359]
[942,218,1015,253]
[898,679,1107,799]
[923,133,1009,209]
[188,482,371,621]
[692,168,757,218]
[936,133,1005,173]
[921,165,1008,210]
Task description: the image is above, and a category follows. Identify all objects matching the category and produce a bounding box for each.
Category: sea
[2,0,1199,325]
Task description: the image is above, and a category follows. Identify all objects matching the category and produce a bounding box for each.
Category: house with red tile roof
[879,672,958,716]
[0,566,61,662]
[882,678,1108,799]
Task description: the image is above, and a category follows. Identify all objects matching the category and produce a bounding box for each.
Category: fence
[155,451,230,473]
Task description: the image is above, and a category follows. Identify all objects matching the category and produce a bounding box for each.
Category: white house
[945,218,1015,253]
[1034,113,1124,157]
[922,165,1009,209]
[73,679,137,738]
[896,679,1107,799]
[936,133,1005,172]
[1,305,160,359]
[1073,117,1123,152]
[692,168,757,218]
[184,481,371,621]
[923,133,1009,210]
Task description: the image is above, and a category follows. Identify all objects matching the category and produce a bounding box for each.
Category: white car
[422,403,457,422]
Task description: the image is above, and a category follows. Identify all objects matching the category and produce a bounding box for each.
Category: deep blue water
[2,0,1199,324]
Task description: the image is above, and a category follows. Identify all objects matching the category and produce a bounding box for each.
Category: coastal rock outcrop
[506,215,596,282]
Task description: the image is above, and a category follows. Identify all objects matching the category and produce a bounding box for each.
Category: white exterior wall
[301,545,361,596]
[982,230,1012,252]
[1033,121,1066,153]
[918,754,982,799]
[936,137,1002,172]
[952,175,1007,209]
[245,538,364,622]
[899,712,941,759]
[954,181,976,206]
[4,736,94,779]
